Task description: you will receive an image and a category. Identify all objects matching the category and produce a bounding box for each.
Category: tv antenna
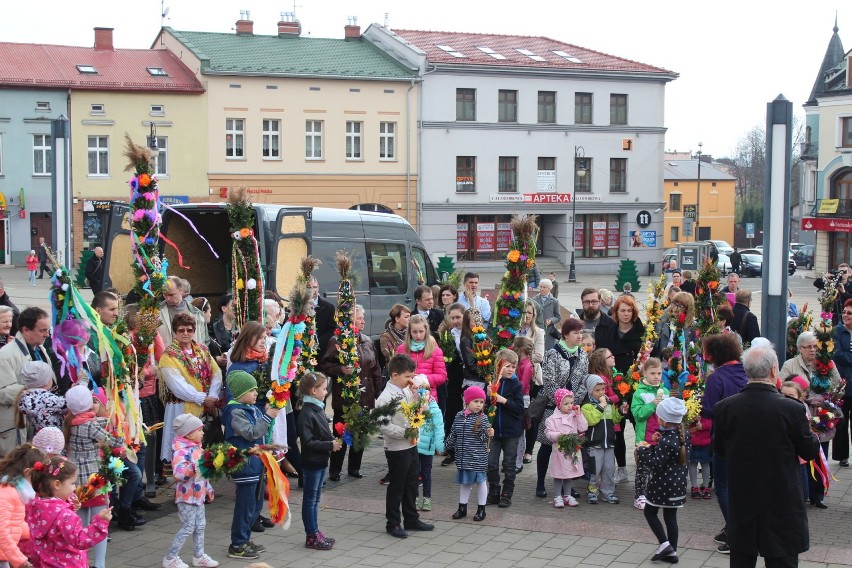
[161,0,170,27]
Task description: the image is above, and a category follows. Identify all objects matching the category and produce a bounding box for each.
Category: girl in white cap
[17,361,65,432]
[635,396,691,564]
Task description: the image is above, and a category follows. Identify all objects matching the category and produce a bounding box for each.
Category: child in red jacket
[688,415,713,499]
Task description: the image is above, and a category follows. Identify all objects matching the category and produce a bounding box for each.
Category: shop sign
[489,194,524,203]
[524,193,572,204]
[537,170,556,193]
[476,223,496,252]
[802,217,852,232]
[574,221,585,249]
[607,221,620,248]
[457,223,469,251]
[574,194,602,202]
[496,222,512,250]
[592,221,607,249]
[161,195,189,205]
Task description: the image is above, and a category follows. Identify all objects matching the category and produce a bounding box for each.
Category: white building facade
[365,26,677,274]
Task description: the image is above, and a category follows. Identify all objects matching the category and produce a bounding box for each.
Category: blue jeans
[133,443,146,503]
[713,454,728,523]
[119,458,142,509]
[231,481,263,546]
[301,467,326,535]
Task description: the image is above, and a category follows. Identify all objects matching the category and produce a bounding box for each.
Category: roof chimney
[277,12,301,37]
[94,27,114,51]
[236,10,254,35]
[345,16,360,40]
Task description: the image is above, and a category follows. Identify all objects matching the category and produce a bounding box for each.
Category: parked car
[738,249,796,276]
[740,253,762,277]
[717,253,732,275]
[794,245,815,269]
[709,240,734,256]
[662,247,677,271]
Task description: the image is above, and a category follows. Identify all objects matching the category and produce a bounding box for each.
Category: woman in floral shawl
[158,312,222,462]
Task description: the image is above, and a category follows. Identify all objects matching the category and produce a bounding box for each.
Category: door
[30,213,52,254]
[271,208,312,297]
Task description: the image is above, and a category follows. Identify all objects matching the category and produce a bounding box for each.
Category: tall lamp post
[694,142,703,242]
[148,122,159,156]
[568,146,586,283]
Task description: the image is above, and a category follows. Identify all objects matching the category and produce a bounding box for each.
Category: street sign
[745,223,755,239]
[683,218,694,237]
[636,210,652,228]
[684,204,697,219]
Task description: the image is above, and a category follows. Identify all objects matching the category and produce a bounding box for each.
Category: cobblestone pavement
[1,265,845,567]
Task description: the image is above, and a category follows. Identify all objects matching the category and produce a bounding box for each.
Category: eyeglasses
[606,354,615,359]
[801,344,818,350]
[582,300,600,305]
[175,327,195,334]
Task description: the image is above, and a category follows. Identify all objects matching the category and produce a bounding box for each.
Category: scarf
[558,340,579,355]
[160,341,214,416]
[245,347,269,363]
[70,412,97,426]
[303,395,325,407]
[410,340,426,352]
[385,322,406,345]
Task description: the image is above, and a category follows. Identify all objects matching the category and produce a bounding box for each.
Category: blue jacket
[221,401,272,484]
[834,325,852,395]
[492,376,525,439]
[417,400,445,455]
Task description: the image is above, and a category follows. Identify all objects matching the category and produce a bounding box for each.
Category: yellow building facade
[662,159,736,248]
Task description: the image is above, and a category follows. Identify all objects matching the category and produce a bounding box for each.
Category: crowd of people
[0,262,841,567]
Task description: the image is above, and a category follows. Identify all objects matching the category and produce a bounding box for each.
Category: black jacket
[731,303,760,345]
[85,254,105,293]
[595,318,646,373]
[314,297,336,355]
[491,376,525,438]
[297,401,335,469]
[714,383,820,558]
[413,308,444,339]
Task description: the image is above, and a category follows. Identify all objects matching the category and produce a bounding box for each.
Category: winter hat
[92,386,107,408]
[32,427,65,456]
[65,384,94,415]
[750,337,773,349]
[554,388,574,408]
[585,374,605,395]
[656,397,688,424]
[789,375,810,392]
[22,361,55,389]
[173,413,204,438]
[227,370,258,400]
[463,386,487,407]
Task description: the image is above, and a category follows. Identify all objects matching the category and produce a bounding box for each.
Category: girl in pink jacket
[25,456,111,568]
[545,389,588,508]
[396,315,447,399]
[0,444,46,568]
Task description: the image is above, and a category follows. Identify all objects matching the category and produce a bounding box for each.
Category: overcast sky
[2,0,846,158]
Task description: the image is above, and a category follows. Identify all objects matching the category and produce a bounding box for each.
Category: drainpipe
[406,78,414,225]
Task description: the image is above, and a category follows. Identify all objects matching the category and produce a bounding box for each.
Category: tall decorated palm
[492,215,539,351]
[227,186,264,328]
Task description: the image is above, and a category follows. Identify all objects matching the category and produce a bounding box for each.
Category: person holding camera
[534,279,561,351]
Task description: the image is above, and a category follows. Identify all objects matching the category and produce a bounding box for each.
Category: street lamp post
[568,146,586,283]
[148,122,159,156]
[695,142,703,242]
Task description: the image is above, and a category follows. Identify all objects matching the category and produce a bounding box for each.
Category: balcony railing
[800,142,818,161]
[810,198,852,218]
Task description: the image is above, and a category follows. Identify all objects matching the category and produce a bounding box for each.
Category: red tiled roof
[392,29,675,75]
[0,42,204,92]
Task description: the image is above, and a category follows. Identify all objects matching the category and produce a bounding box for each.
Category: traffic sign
[684,205,697,219]
[683,218,694,237]
[745,223,755,239]
[636,210,652,228]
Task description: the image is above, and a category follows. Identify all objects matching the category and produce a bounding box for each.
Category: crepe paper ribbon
[162,205,220,259]
[160,234,190,269]
[259,451,291,530]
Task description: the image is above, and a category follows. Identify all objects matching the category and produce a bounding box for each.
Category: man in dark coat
[714,346,819,568]
[412,285,444,339]
[37,237,49,279]
[731,289,760,345]
[84,246,105,293]
[310,276,336,355]
[729,248,742,275]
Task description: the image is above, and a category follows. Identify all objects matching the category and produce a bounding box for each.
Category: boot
[473,505,486,522]
[129,509,147,526]
[498,493,512,508]
[116,507,137,531]
[487,484,501,505]
[451,503,467,519]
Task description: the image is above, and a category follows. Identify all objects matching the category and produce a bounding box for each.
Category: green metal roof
[164,28,417,80]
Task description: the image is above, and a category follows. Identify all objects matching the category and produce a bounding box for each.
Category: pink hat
[788,375,809,392]
[33,427,65,456]
[554,388,574,408]
[463,386,487,407]
[92,386,107,408]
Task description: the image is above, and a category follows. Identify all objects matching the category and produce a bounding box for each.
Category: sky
[1,1,846,159]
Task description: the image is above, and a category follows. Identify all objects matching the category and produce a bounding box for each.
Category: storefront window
[457,214,514,261]
[574,213,620,258]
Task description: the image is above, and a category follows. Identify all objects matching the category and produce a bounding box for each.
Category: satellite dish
[162,6,170,18]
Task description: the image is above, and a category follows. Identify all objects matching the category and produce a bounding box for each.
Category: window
[225,118,244,158]
[379,122,396,160]
[76,65,97,74]
[498,157,518,192]
[538,91,556,123]
[456,156,476,193]
[305,120,323,159]
[366,242,408,294]
[709,190,719,212]
[843,117,852,148]
[262,119,280,159]
[345,121,362,160]
[575,157,591,192]
[90,104,104,115]
[498,90,518,122]
[456,88,476,121]
[36,101,51,112]
[610,158,627,192]
[575,213,620,258]
[610,94,628,125]
[147,136,167,176]
[87,136,109,176]
[670,193,682,211]
[350,203,393,214]
[538,157,556,170]
[575,92,592,124]
[33,134,52,175]
[150,104,165,116]
[670,226,679,242]
[538,157,556,192]
[146,67,168,76]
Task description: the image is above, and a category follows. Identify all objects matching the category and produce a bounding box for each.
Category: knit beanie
[554,388,574,408]
[463,385,487,407]
[32,427,65,456]
[92,386,107,408]
[656,397,687,424]
[227,370,258,400]
[789,375,810,393]
[22,361,55,389]
[65,384,94,415]
[173,413,204,438]
[585,374,605,395]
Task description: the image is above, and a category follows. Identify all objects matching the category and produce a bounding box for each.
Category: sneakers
[605,494,620,504]
[421,497,432,511]
[191,554,219,567]
[702,487,712,500]
[379,473,390,485]
[565,495,579,507]
[613,467,628,484]
[162,557,188,568]
[317,531,335,545]
[716,544,730,554]
[714,528,727,544]
[553,496,565,508]
[587,492,598,504]
[416,496,423,510]
[691,486,701,499]
[633,496,646,510]
[305,533,333,550]
[246,541,265,553]
[227,544,259,560]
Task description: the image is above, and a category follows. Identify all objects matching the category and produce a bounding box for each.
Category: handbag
[547,324,561,340]
[201,409,225,448]
[526,392,550,422]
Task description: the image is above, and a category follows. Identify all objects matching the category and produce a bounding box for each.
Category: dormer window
[147,67,168,77]
[76,65,97,74]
